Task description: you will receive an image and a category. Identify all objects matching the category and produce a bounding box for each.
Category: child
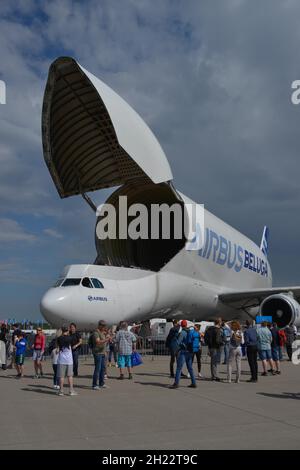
[15,332,27,378]
[49,330,61,389]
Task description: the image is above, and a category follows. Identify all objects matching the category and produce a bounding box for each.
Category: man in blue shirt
[169,320,196,389]
[15,332,27,378]
[244,320,258,382]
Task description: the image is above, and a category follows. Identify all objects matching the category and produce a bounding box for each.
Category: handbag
[131,351,143,367]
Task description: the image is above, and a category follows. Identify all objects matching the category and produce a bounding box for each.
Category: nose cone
[40,288,72,328]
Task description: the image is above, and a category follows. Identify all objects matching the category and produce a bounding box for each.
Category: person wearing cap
[169,320,197,389]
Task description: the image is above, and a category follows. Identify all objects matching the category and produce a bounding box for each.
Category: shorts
[259,349,272,361]
[33,350,44,361]
[118,354,132,368]
[271,346,280,361]
[16,354,25,366]
[57,364,73,378]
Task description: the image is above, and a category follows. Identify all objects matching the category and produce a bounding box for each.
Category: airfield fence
[19,333,212,362]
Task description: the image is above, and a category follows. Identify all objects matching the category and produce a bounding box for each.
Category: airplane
[40,56,300,330]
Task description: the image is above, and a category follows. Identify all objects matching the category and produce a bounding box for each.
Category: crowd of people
[0,320,138,396]
[165,318,297,388]
[0,317,297,395]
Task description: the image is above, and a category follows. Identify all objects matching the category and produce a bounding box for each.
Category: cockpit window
[92,278,104,289]
[53,278,64,287]
[81,277,94,288]
[62,278,81,287]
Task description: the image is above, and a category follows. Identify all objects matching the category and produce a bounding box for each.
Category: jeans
[175,350,196,385]
[52,364,59,386]
[223,343,230,364]
[72,349,80,376]
[93,354,106,387]
[246,345,258,381]
[228,346,242,382]
[209,348,220,379]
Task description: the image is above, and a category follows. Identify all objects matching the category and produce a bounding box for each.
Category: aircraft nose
[40,288,72,327]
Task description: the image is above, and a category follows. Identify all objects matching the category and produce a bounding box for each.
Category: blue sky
[1,0,300,320]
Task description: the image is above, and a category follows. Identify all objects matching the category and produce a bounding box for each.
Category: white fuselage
[40,201,271,329]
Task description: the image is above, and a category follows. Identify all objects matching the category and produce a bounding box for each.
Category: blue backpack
[181,329,199,352]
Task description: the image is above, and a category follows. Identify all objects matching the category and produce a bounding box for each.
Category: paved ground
[1,356,300,449]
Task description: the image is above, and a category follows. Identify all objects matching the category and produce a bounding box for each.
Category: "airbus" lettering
[198,228,268,277]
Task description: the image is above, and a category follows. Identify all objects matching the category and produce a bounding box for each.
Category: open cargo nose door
[42,56,173,198]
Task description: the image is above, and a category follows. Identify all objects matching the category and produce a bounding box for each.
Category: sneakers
[34,374,40,379]
[100,384,109,389]
[198,373,203,378]
[53,385,60,390]
[118,375,124,380]
[188,384,197,388]
[261,372,268,376]
[92,386,100,390]
[69,390,78,396]
[104,374,108,379]
[57,390,64,396]
[276,371,281,375]
[128,374,133,380]
[247,379,257,383]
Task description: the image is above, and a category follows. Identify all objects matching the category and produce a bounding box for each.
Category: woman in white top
[227,320,244,383]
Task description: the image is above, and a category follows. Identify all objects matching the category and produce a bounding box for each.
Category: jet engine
[259,293,300,328]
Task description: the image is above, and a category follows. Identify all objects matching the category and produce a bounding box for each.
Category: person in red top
[278,329,287,361]
[31,328,46,378]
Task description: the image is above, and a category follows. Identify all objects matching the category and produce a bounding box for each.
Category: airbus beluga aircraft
[40,56,300,330]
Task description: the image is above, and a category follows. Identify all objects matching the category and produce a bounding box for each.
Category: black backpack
[204,326,215,348]
[165,327,179,349]
[48,338,57,354]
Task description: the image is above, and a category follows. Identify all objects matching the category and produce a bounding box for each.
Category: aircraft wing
[219,286,300,309]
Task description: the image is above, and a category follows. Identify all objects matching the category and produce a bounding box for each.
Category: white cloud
[43,228,63,239]
[0,218,36,242]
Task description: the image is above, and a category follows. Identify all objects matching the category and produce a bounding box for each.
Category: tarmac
[1,355,300,450]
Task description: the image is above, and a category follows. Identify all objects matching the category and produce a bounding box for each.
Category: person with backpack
[227,321,244,383]
[165,319,181,378]
[204,318,223,381]
[191,324,202,378]
[221,321,231,365]
[169,320,197,389]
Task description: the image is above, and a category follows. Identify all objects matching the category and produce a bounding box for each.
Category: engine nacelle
[260,293,300,328]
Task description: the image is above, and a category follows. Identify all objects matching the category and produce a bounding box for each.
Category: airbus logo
[88,296,108,302]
